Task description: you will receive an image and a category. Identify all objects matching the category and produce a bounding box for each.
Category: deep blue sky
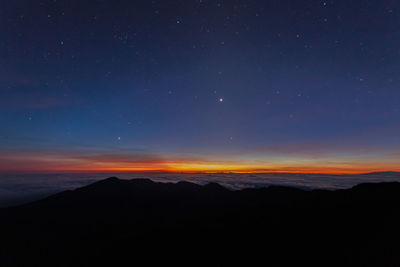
[1,0,400,173]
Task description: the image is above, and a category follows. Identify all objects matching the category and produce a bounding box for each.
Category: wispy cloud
[0,92,69,109]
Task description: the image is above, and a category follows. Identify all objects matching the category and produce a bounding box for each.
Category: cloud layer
[1,172,400,207]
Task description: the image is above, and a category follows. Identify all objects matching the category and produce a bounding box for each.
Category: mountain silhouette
[360,171,400,176]
[1,178,400,267]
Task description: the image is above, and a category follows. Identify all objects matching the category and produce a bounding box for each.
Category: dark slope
[361,171,400,176]
[1,178,400,267]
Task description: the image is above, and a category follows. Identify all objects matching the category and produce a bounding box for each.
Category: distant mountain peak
[105,176,120,181]
[85,176,122,187]
[361,171,400,176]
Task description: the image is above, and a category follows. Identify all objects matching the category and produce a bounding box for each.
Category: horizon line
[1,169,399,176]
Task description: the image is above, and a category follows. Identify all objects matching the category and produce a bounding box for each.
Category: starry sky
[1,0,400,174]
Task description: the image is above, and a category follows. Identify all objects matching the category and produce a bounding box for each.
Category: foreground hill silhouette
[1,178,400,266]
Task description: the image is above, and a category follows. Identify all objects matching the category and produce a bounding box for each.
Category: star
[117,137,121,141]
[219,98,223,102]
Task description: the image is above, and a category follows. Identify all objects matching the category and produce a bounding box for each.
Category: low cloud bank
[1,172,400,207]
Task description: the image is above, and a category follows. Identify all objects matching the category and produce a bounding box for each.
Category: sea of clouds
[1,172,400,207]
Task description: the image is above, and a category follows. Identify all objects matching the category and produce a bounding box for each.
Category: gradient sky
[1,0,400,173]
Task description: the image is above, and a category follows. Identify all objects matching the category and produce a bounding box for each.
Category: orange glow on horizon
[16,165,399,175]
[1,149,399,175]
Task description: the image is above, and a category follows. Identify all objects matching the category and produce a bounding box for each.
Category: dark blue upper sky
[1,0,400,173]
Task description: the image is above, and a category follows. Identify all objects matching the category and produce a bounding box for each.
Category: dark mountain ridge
[358,171,400,178]
[1,178,400,267]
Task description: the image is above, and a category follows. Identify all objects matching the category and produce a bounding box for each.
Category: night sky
[1,0,400,173]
